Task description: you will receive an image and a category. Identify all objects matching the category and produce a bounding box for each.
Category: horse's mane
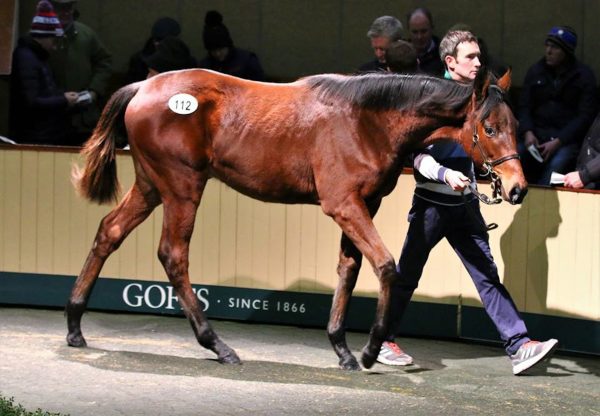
[305,72,473,113]
[479,84,505,120]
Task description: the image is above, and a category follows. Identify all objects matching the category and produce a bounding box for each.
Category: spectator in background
[518,26,597,185]
[198,10,265,81]
[563,113,600,189]
[406,7,444,76]
[358,15,403,73]
[385,39,418,168]
[10,0,79,145]
[385,39,418,74]
[144,36,197,78]
[48,0,113,146]
[126,17,188,83]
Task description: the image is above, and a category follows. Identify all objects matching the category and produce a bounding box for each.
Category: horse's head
[465,69,528,205]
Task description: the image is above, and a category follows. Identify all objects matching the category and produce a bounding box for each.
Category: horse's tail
[72,83,141,205]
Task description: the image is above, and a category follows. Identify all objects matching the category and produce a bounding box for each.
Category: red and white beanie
[30,0,64,37]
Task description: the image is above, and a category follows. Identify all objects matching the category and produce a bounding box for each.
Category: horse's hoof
[360,346,378,369]
[339,356,361,371]
[218,350,242,365]
[66,333,87,348]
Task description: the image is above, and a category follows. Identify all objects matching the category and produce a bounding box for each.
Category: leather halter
[470,126,520,205]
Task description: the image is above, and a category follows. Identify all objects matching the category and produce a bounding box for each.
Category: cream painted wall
[1,147,598,321]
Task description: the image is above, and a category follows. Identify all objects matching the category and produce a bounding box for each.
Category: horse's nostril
[510,186,528,204]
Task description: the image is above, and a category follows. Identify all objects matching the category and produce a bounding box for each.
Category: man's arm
[414,153,470,191]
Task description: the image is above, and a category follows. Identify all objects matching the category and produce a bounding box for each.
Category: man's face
[446,41,481,83]
[210,47,230,62]
[370,36,392,64]
[408,13,433,53]
[544,41,567,67]
[51,1,76,28]
[37,37,59,52]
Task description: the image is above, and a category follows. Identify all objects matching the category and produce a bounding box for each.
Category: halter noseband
[470,125,520,205]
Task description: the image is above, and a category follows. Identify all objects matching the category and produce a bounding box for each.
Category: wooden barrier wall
[1,146,598,323]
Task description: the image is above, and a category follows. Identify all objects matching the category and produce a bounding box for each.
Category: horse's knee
[336,260,360,288]
[157,242,187,278]
[376,260,398,284]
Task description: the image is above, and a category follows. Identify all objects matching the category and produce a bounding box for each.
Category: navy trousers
[389,196,530,355]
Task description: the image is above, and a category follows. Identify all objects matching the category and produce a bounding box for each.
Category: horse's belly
[210,165,318,205]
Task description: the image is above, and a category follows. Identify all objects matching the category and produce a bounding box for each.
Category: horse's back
[124,69,330,203]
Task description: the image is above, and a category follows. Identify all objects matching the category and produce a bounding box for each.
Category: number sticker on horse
[168,93,198,115]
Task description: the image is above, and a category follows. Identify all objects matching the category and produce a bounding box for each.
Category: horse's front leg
[323,195,396,369]
[328,233,362,370]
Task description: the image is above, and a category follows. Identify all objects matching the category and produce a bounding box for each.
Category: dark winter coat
[415,36,444,77]
[198,47,264,81]
[357,59,387,73]
[9,36,70,145]
[518,57,598,146]
[576,113,600,189]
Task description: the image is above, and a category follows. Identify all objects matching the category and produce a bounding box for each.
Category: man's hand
[64,91,79,107]
[524,131,539,148]
[563,171,584,189]
[538,137,561,160]
[444,169,470,191]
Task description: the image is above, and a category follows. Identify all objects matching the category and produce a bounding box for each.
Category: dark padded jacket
[577,113,600,189]
[9,36,70,145]
[518,57,598,146]
[198,47,264,81]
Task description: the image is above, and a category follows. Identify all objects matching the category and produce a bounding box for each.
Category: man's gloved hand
[444,169,470,191]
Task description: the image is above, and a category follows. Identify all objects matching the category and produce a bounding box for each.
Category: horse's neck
[384,108,470,151]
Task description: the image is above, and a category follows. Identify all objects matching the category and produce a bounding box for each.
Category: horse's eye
[484,126,496,137]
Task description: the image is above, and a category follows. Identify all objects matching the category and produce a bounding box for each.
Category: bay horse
[68,68,526,370]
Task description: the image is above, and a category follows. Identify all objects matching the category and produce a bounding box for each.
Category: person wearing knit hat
[30,0,64,38]
[9,0,79,145]
[517,25,598,185]
[198,10,265,81]
[144,36,197,77]
[125,17,190,83]
[545,26,577,55]
[151,17,181,42]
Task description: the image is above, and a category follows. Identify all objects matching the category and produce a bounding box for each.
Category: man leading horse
[377,30,558,376]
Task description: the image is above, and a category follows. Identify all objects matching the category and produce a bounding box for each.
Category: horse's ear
[497,67,512,91]
[473,69,491,102]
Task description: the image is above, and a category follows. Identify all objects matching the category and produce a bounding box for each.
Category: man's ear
[444,55,454,71]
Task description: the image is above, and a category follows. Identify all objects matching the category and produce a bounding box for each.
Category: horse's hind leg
[66,181,160,347]
[328,233,362,370]
[159,187,240,364]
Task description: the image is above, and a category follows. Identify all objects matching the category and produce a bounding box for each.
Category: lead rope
[461,189,499,232]
[465,129,502,231]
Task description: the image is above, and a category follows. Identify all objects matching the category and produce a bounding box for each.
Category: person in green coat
[49,0,112,146]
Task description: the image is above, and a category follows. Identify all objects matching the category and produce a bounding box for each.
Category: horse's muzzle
[509,185,528,205]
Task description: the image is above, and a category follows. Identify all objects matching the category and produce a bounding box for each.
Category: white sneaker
[376,341,414,366]
[510,339,558,375]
